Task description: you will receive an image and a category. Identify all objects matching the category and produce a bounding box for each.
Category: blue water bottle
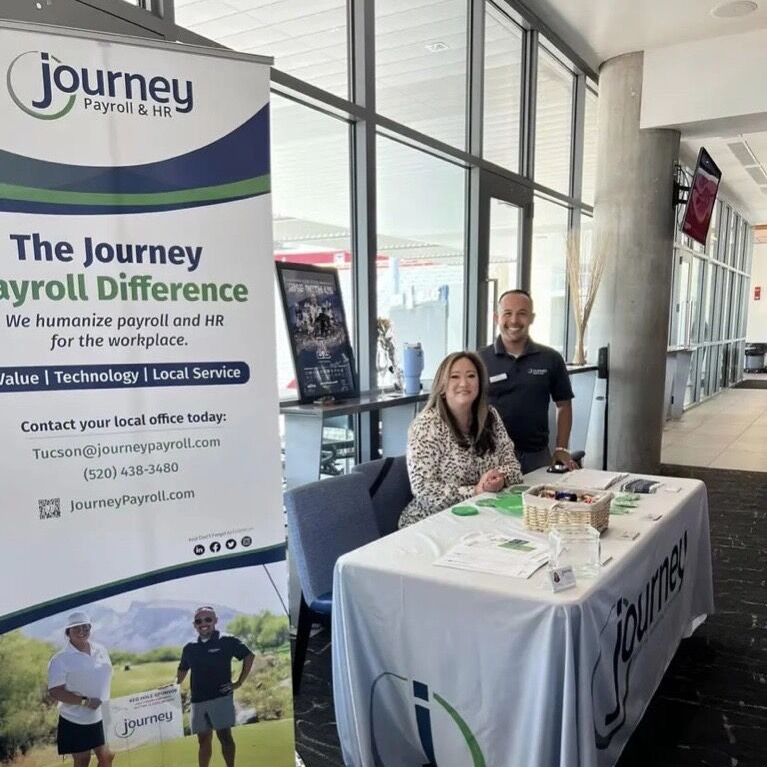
[402,343,424,395]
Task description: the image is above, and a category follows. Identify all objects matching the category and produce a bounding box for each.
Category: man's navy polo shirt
[478,337,574,452]
[178,631,252,703]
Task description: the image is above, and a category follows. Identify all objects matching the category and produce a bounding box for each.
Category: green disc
[501,485,530,496]
[613,499,638,508]
[451,506,479,516]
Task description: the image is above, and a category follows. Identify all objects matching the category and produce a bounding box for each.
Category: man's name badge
[549,565,576,592]
[489,373,508,383]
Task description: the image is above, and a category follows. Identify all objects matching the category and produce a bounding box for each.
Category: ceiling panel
[176,0,234,25]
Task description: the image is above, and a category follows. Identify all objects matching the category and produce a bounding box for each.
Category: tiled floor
[662,376,767,472]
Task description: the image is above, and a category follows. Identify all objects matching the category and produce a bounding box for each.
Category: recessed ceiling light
[711,1,759,18]
[425,42,449,53]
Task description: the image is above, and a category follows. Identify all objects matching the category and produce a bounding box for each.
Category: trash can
[744,343,766,373]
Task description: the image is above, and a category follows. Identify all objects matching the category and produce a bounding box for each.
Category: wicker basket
[522,484,612,533]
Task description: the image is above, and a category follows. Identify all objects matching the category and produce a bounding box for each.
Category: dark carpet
[734,379,767,389]
[293,465,767,767]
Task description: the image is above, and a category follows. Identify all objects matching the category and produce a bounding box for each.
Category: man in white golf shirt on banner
[47,611,114,767]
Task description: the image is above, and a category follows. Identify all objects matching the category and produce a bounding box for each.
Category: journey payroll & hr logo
[6,50,194,120]
[591,530,689,750]
[114,710,175,739]
[369,673,486,766]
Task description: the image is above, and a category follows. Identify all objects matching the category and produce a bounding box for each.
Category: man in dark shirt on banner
[479,289,576,475]
[176,606,255,767]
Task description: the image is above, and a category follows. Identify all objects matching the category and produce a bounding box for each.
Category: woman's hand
[475,469,505,494]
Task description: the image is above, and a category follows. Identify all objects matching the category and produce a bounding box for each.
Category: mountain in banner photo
[21,599,238,652]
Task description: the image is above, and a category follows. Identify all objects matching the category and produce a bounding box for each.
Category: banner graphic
[103,687,184,752]
[0,22,294,767]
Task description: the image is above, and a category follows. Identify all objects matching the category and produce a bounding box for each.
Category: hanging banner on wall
[0,20,294,766]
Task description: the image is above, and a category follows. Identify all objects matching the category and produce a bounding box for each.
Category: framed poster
[276,263,357,403]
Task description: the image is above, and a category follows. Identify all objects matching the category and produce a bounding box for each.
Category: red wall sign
[755,286,762,301]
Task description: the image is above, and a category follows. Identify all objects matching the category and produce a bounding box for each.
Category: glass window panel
[716,206,729,262]
[376,0,468,149]
[675,256,691,347]
[535,44,574,193]
[376,137,466,383]
[719,343,730,388]
[706,200,719,257]
[701,261,714,341]
[735,275,746,338]
[577,214,597,357]
[271,96,352,399]
[712,266,726,340]
[725,270,736,339]
[708,344,722,394]
[699,345,710,397]
[739,220,748,271]
[487,199,521,343]
[727,212,738,266]
[581,87,598,205]
[531,197,568,354]
[684,348,698,407]
[175,0,349,98]
[482,4,523,172]
[732,275,741,340]
[689,256,704,343]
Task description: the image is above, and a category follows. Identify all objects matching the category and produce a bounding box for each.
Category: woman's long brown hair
[425,351,496,456]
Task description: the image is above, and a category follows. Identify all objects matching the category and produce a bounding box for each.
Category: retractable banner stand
[0,22,295,766]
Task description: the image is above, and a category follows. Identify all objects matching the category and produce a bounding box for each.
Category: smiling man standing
[479,290,576,475]
[176,606,255,767]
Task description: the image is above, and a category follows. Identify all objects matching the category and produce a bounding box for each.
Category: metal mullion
[467,166,482,349]
[376,112,587,211]
[466,0,485,158]
[565,70,586,360]
[495,0,598,79]
[571,74,585,202]
[271,70,367,122]
[150,0,173,26]
[517,27,537,295]
[465,0,486,350]
[520,28,537,180]
[349,0,377,462]
[66,0,167,35]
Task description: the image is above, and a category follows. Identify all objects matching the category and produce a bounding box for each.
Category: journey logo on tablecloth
[591,530,689,750]
[369,673,486,767]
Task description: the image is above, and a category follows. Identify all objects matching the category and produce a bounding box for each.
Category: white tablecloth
[332,471,714,767]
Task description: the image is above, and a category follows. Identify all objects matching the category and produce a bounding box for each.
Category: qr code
[39,498,61,520]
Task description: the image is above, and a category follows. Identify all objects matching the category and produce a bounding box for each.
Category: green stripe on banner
[0,174,270,206]
[433,692,487,767]
[0,544,282,625]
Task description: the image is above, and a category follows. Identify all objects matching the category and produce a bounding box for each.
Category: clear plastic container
[548,524,601,579]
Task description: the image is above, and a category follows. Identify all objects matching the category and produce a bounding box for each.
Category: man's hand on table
[552,448,579,471]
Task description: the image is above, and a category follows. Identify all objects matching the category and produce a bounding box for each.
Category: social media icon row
[193,535,253,556]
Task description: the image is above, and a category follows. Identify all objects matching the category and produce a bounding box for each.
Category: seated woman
[399,351,523,528]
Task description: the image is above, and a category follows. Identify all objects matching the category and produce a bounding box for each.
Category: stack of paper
[554,469,627,490]
[434,532,549,579]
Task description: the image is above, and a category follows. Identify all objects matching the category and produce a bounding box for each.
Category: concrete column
[589,52,680,473]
